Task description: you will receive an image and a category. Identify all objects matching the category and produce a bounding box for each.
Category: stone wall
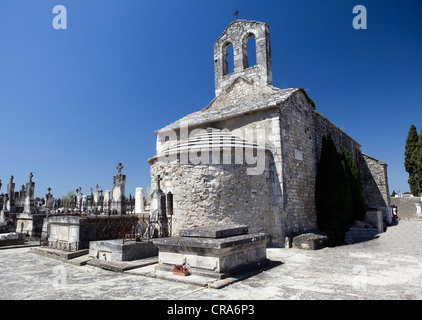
[359,153,392,223]
[213,20,272,96]
[150,89,368,245]
[390,197,420,219]
[278,90,362,237]
[150,153,275,241]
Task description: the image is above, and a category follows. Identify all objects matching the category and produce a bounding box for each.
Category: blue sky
[0,0,421,198]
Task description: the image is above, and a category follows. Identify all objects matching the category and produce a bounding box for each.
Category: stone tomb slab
[153,225,269,279]
[178,225,248,238]
[89,239,158,262]
[292,233,328,250]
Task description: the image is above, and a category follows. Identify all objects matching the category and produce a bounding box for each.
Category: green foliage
[404,125,422,196]
[61,190,75,207]
[342,150,367,222]
[416,129,422,195]
[315,134,366,247]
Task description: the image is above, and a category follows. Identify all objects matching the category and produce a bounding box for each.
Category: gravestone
[150,175,166,220]
[76,187,83,210]
[45,187,54,210]
[103,190,111,212]
[6,176,15,213]
[135,187,145,214]
[111,162,126,215]
[93,184,100,207]
[23,172,36,214]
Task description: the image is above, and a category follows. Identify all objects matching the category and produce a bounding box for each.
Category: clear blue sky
[0,0,421,198]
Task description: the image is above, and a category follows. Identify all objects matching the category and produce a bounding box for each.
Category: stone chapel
[148,19,391,246]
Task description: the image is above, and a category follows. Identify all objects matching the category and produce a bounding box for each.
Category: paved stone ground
[0,219,421,300]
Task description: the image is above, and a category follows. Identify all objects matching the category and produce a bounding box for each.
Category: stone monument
[23,172,36,214]
[153,225,269,279]
[76,187,83,211]
[6,175,15,213]
[103,190,111,212]
[150,175,166,221]
[111,162,126,215]
[93,184,100,207]
[45,187,54,210]
[135,187,145,214]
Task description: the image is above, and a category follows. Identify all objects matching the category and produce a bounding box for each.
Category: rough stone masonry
[148,19,391,246]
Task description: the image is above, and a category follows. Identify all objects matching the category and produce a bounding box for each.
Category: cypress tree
[342,150,367,222]
[316,134,353,246]
[404,125,420,196]
[415,129,422,195]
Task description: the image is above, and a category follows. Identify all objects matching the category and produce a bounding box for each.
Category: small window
[223,42,234,75]
[243,33,256,69]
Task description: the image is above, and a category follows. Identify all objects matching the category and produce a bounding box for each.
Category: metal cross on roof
[29,172,33,182]
[234,9,240,19]
[47,187,52,194]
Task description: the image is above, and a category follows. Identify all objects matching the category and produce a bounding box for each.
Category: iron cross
[29,172,33,182]
[234,9,240,19]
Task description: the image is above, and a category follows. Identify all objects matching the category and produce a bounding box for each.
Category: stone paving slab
[86,256,158,272]
[0,220,421,300]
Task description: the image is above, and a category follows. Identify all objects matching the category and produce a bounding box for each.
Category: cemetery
[0,18,412,294]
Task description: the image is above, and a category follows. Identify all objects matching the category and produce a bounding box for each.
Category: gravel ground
[0,219,421,301]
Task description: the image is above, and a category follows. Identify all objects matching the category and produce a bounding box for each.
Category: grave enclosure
[0,19,398,285]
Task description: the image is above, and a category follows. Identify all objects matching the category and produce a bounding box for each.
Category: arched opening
[223,42,234,75]
[166,192,174,215]
[243,33,257,69]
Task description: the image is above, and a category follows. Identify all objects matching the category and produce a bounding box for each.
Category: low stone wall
[390,197,420,219]
[0,232,25,247]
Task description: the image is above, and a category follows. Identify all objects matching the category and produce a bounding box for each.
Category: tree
[415,128,422,195]
[61,190,75,207]
[342,150,367,222]
[404,125,420,196]
[316,134,354,246]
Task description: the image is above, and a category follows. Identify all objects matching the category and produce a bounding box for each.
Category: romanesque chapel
[148,19,391,246]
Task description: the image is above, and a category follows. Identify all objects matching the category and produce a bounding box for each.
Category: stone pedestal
[135,187,145,214]
[153,225,269,279]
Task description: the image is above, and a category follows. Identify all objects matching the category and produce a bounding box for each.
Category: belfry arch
[213,20,273,96]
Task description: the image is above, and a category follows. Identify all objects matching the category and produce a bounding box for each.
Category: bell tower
[213,19,273,96]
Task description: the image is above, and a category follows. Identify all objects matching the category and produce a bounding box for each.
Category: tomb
[0,232,25,247]
[45,214,137,251]
[292,233,327,250]
[153,224,269,279]
[89,239,157,261]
